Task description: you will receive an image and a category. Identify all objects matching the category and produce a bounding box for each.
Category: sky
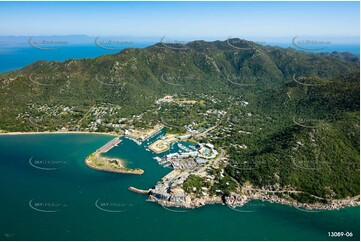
[0,1,359,42]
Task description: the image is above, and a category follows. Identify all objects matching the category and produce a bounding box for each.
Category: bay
[0,134,359,241]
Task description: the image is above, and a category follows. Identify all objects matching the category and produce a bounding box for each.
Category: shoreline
[85,155,144,175]
[224,193,360,211]
[147,193,360,211]
[4,130,358,211]
[0,131,120,136]
[84,137,144,175]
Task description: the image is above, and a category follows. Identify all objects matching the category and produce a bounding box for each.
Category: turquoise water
[0,134,359,241]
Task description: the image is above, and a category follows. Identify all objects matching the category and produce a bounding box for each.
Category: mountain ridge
[0,38,359,203]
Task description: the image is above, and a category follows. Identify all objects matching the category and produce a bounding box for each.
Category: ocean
[0,134,359,241]
[0,41,359,74]
[0,43,154,73]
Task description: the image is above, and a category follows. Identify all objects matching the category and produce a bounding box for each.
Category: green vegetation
[86,152,144,174]
[183,175,209,193]
[289,192,327,204]
[0,39,359,203]
[211,174,238,196]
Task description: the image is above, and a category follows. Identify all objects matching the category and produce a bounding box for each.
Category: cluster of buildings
[155,143,217,170]
[150,142,219,205]
[155,95,174,104]
[151,173,189,204]
[198,143,218,159]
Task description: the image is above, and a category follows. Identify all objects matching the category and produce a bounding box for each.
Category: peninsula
[0,39,359,211]
[85,137,144,175]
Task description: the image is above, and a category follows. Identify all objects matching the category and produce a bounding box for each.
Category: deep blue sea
[0,41,359,73]
[269,43,360,55]
[0,43,154,73]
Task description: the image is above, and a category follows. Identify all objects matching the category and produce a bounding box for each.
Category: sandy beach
[85,154,144,175]
[0,131,120,136]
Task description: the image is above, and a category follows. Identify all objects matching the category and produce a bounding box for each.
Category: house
[195,158,207,164]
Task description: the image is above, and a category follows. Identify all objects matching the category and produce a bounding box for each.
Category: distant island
[0,38,359,211]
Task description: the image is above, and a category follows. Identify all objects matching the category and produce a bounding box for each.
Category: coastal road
[242,188,360,203]
[75,105,95,130]
[195,103,233,138]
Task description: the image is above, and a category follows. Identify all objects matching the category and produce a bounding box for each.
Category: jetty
[128,186,150,194]
[98,137,121,153]
[85,136,144,175]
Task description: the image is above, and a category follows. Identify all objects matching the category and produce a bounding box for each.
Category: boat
[153,157,162,162]
[159,160,168,165]
[177,143,186,150]
[189,145,197,150]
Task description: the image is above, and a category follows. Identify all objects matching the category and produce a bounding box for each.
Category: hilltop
[0,38,359,206]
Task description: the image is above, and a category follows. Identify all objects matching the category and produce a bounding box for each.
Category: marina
[0,134,359,241]
[86,136,144,175]
[0,1,359,240]
[126,125,164,143]
[147,134,178,154]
